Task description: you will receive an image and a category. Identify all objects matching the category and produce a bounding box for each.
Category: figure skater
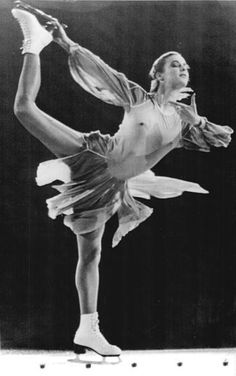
[11,2,233,357]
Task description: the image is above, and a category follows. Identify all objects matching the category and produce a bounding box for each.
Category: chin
[174,82,186,91]
[180,76,189,85]
[177,79,188,89]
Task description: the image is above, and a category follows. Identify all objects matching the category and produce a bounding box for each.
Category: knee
[79,246,102,267]
[14,96,33,120]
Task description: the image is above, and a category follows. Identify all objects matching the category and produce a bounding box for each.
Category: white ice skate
[11,8,53,54]
[73,313,121,358]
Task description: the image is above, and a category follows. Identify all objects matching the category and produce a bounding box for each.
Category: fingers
[45,20,58,32]
[177,93,191,101]
[53,18,68,29]
[191,93,197,113]
[179,87,193,94]
[169,91,198,113]
[46,19,67,31]
[169,101,189,109]
[169,101,193,120]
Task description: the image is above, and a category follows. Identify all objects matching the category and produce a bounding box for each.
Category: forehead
[166,54,187,65]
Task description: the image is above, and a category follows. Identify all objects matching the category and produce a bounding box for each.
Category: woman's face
[158,54,190,89]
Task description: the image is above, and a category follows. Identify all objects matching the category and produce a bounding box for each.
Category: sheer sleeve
[68,44,148,108]
[181,118,233,152]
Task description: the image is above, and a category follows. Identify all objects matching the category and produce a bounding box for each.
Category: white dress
[36,44,233,247]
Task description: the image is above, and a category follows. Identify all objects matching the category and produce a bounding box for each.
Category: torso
[108,100,182,179]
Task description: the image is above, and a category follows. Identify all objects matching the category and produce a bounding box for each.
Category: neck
[155,86,182,107]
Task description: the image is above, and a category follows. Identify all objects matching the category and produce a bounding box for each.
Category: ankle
[80,312,98,321]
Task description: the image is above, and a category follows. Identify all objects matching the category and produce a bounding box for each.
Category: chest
[120,101,182,146]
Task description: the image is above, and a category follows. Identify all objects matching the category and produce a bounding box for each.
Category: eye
[171,61,181,68]
[171,61,190,70]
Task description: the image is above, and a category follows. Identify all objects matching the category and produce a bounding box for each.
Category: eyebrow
[171,60,190,68]
[171,60,188,65]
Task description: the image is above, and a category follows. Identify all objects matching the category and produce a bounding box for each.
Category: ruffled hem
[36,158,72,186]
[182,119,233,152]
[127,169,209,199]
[35,132,209,247]
[112,201,153,247]
[200,121,233,148]
[35,159,209,247]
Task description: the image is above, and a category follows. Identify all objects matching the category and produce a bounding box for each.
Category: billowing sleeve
[68,44,147,108]
[181,118,233,152]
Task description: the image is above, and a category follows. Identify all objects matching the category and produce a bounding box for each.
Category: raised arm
[169,95,233,152]
[54,24,148,109]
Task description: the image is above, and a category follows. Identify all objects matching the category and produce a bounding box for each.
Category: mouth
[179,73,188,78]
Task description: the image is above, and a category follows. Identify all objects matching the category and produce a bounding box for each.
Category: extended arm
[54,24,147,109]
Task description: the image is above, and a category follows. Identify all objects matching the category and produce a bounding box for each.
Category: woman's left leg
[73,225,121,356]
[75,225,105,314]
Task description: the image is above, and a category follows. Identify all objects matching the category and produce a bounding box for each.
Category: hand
[168,87,193,103]
[172,87,193,102]
[45,19,70,44]
[169,94,202,126]
[46,20,77,53]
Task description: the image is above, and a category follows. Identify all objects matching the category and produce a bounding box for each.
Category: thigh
[38,110,85,157]
[18,104,85,157]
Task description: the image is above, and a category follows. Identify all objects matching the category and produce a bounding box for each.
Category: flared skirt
[36,131,208,247]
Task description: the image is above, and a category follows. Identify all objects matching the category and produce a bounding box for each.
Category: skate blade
[69,353,121,366]
[13,0,67,29]
[73,343,121,358]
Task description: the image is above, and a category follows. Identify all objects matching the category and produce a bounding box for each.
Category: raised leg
[14,54,83,157]
[12,8,84,157]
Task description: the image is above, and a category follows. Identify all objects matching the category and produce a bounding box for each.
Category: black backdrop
[1,0,236,350]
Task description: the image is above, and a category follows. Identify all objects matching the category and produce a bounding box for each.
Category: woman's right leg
[13,9,84,158]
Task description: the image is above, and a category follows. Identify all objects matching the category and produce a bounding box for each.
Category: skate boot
[73,312,122,357]
[13,1,67,29]
[11,8,53,54]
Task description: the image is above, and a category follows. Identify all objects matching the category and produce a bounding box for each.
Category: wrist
[193,117,203,127]
[55,37,78,53]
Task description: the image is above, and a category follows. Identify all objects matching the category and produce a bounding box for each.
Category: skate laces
[91,317,100,334]
[15,18,30,43]
[16,19,32,51]
[13,10,53,54]
[91,318,110,344]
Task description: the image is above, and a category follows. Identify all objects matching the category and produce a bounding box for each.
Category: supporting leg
[75,226,105,314]
[73,226,121,357]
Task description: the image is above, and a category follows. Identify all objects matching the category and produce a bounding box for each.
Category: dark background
[1,0,236,350]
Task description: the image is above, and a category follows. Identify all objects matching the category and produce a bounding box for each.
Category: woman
[11,3,233,357]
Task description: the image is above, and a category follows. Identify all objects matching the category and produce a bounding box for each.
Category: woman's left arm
[54,23,148,109]
[169,95,233,152]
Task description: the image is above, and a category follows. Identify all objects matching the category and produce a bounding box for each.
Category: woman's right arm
[54,25,148,108]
